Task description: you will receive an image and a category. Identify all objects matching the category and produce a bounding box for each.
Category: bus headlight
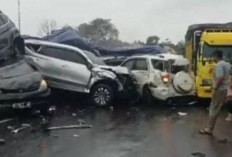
[201,79,212,86]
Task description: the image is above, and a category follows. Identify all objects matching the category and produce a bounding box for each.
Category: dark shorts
[225,99,232,113]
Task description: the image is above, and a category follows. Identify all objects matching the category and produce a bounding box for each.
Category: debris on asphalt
[188,101,197,105]
[46,125,93,131]
[7,126,14,130]
[21,123,31,127]
[48,106,56,114]
[11,126,30,134]
[72,113,77,117]
[73,134,80,138]
[77,119,85,125]
[191,152,206,157]
[178,112,188,116]
[218,139,228,144]
[0,119,14,125]
[0,139,6,145]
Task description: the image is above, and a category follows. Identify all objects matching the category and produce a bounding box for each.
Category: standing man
[200,50,231,135]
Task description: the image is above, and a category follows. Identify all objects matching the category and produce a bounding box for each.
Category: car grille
[1,83,40,94]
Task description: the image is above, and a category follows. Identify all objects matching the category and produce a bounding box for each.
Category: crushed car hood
[97,65,129,75]
[0,60,42,90]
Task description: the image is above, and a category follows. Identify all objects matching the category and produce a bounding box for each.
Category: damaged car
[121,54,196,103]
[0,11,50,108]
[24,40,139,106]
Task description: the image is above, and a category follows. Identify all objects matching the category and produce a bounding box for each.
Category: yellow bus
[185,23,232,98]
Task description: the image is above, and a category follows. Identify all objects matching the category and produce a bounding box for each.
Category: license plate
[12,102,32,109]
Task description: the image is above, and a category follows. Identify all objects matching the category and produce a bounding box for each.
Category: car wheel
[91,84,114,106]
[142,86,153,105]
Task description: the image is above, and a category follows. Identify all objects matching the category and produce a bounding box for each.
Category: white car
[120,54,195,102]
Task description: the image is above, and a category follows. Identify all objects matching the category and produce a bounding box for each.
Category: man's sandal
[199,128,213,136]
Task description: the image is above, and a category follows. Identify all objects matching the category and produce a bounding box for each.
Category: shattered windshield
[203,44,232,62]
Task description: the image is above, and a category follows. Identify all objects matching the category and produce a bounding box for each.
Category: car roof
[25,39,93,63]
[129,53,184,61]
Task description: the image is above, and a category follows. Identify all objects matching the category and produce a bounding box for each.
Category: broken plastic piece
[73,134,80,138]
[11,126,29,134]
[178,112,188,116]
[46,125,93,131]
[191,152,206,157]
[0,119,14,124]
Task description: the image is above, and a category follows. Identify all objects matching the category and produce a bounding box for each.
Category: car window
[0,15,5,26]
[133,59,148,71]
[122,59,135,70]
[39,46,87,65]
[152,59,165,71]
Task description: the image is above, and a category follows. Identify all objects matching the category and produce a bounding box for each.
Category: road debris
[48,106,56,114]
[11,126,30,134]
[73,134,80,138]
[46,125,93,131]
[0,139,6,145]
[0,119,14,125]
[72,113,77,117]
[188,101,197,105]
[77,119,85,125]
[178,112,188,116]
[218,139,228,144]
[191,152,206,157]
[21,123,31,127]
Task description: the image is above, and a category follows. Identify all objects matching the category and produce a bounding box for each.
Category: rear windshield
[151,59,169,72]
[170,60,189,74]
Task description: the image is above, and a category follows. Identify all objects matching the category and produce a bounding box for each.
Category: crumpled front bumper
[149,86,195,101]
[0,80,50,101]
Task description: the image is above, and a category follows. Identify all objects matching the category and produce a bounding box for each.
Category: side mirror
[87,62,93,70]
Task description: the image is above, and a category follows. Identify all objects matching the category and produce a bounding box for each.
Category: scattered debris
[72,113,77,117]
[77,119,85,125]
[0,139,6,145]
[178,112,188,116]
[191,152,206,157]
[11,126,30,134]
[21,123,31,127]
[188,101,197,105]
[7,126,14,130]
[218,139,228,144]
[48,106,56,114]
[46,125,93,131]
[0,119,14,125]
[73,134,80,138]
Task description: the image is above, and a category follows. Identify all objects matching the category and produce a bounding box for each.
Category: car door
[47,47,91,93]
[130,59,150,89]
[122,58,150,89]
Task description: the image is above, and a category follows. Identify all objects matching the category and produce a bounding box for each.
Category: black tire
[91,84,114,106]
[142,86,153,105]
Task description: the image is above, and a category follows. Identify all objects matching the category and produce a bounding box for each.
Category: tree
[175,40,185,55]
[38,20,57,36]
[78,18,119,43]
[146,35,160,45]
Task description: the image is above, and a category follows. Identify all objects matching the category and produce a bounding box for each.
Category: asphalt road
[0,97,232,157]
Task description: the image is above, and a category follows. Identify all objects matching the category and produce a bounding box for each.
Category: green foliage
[78,18,119,42]
[146,35,160,45]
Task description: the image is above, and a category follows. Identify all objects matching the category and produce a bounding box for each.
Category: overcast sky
[1,0,232,43]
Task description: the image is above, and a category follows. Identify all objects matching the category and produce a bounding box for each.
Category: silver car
[25,40,138,106]
[0,11,50,108]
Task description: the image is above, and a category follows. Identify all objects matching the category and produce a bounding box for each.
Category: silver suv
[25,40,138,106]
